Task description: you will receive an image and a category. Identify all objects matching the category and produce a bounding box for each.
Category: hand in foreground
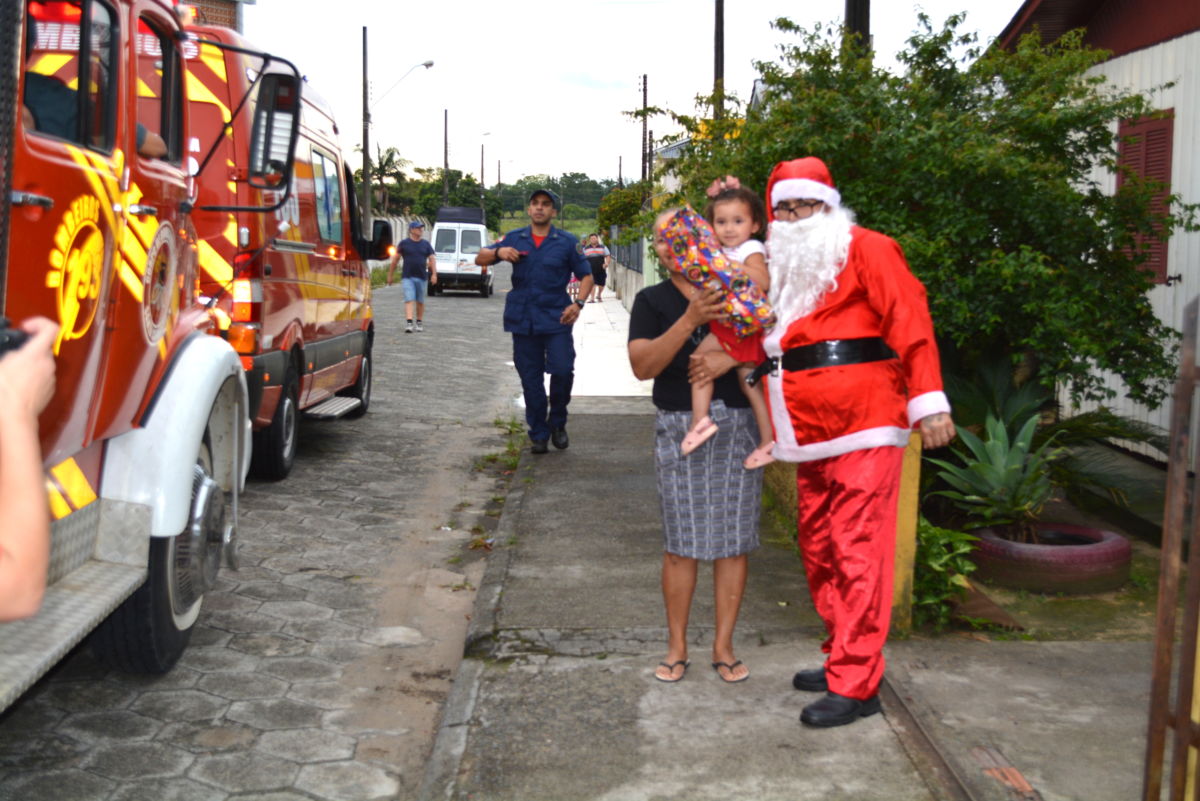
[919,413,956,449]
[688,349,737,388]
[0,317,59,419]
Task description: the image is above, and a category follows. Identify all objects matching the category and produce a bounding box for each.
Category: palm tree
[372,145,410,217]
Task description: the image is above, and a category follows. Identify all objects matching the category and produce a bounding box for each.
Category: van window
[23,0,118,151]
[460,229,482,255]
[434,228,457,254]
[311,148,342,243]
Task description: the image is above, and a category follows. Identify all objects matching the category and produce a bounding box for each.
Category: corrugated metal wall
[1063,30,1200,462]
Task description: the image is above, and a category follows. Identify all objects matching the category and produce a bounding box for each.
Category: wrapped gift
[657,205,776,339]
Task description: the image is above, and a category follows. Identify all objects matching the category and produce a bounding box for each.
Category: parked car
[430,207,494,297]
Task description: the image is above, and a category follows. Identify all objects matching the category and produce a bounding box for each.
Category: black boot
[792,667,827,692]
[800,692,881,728]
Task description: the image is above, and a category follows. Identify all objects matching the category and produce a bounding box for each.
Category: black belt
[746,337,898,386]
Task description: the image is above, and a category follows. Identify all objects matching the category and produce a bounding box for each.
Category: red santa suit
[762,158,949,703]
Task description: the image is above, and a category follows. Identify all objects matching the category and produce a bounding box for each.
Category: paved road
[0,266,528,801]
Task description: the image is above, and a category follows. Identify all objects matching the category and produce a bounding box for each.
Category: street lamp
[362,58,433,226]
[373,60,434,110]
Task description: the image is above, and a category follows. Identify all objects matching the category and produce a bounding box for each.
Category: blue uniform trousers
[512,331,575,441]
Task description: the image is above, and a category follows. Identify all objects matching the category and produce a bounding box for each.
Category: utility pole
[618,156,622,188]
[361,27,370,225]
[479,142,485,220]
[714,0,724,121]
[442,109,449,206]
[640,74,648,184]
[845,0,871,55]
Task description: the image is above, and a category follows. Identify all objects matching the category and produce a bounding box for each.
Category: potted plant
[926,413,1132,594]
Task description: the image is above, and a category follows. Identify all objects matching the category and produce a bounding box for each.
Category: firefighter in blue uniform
[479,189,593,453]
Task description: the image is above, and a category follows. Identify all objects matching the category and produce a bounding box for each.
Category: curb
[417,449,534,801]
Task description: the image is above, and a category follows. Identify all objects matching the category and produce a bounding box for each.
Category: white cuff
[907,391,950,427]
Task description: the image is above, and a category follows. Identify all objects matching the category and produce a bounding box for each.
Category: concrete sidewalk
[419,292,1152,801]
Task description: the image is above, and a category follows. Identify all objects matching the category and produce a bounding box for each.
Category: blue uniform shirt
[496,225,591,335]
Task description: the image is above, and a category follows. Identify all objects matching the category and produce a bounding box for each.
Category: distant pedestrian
[582,233,610,302]
[478,189,593,453]
[626,208,760,685]
[388,221,437,333]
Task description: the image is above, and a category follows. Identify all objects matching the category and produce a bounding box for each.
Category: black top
[628,281,750,412]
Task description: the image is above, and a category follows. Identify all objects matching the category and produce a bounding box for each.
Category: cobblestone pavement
[0,266,525,801]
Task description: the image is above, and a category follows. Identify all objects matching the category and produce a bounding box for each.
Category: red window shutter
[1117,111,1174,283]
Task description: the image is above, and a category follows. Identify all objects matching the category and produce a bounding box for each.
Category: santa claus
[761,157,955,728]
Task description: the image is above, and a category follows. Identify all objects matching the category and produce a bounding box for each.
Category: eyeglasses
[773,199,824,218]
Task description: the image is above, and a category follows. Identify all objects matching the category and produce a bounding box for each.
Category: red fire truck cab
[0,0,301,712]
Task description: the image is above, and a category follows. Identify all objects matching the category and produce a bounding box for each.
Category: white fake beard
[767,205,854,328]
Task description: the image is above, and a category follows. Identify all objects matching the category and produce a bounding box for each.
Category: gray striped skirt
[654,400,762,560]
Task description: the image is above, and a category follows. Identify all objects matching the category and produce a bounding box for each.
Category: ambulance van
[0,0,301,711]
[187,24,389,480]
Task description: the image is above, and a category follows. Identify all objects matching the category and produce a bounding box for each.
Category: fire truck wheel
[340,344,371,419]
[251,365,299,480]
[91,439,222,672]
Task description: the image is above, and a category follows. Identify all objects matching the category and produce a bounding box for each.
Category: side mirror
[248,72,301,191]
[371,219,393,260]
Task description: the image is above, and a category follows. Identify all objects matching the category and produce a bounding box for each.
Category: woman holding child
[626,179,771,685]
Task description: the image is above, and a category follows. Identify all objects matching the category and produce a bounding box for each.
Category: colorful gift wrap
[657,205,776,339]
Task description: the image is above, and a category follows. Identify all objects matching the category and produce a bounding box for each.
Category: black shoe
[551,428,569,450]
[530,439,549,454]
[800,692,881,728]
[792,667,827,692]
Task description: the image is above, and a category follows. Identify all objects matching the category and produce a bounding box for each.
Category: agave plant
[926,414,1067,544]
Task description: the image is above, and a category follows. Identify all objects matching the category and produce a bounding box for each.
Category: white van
[430,207,494,297]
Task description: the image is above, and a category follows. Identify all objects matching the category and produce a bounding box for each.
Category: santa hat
[766,157,840,221]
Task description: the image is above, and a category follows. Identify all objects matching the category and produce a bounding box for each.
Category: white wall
[1063,30,1200,461]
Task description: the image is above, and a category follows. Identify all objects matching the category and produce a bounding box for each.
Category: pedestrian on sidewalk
[626,208,761,685]
[478,189,593,453]
[582,233,610,303]
[387,220,437,333]
[760,157,955,727]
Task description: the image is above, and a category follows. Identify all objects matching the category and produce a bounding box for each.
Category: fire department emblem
[46,195,108,355]
[142,223,177,344]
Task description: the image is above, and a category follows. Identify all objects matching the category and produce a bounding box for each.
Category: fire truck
[186,24,386,481]
[0,0,300,712]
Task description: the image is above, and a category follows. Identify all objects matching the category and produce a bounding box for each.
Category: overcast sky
[241,1,1026,185]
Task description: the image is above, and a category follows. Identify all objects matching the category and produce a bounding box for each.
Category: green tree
[665,15,1197,408]
[597,182,646,236]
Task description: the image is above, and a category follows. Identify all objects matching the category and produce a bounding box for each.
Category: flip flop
[680,417,719,455]
[712,660,750,683]
[655,660,690,683]
[743,442,776,470]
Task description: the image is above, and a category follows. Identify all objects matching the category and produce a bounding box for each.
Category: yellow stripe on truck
[50,458,98,511]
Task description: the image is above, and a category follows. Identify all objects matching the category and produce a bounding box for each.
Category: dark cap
[409,220,425,228]
[528,188,560,210]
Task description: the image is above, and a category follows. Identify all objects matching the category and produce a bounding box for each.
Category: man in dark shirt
[387,221,437,333]
[477,189,592,453]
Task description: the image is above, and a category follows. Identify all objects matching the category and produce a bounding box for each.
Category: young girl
[675,182,776,469]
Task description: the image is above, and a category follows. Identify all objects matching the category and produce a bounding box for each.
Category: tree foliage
[663,15,1197,408]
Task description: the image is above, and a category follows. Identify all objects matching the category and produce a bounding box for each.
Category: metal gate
[1144,295,1200,799]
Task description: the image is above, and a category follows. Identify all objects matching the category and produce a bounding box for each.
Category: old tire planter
[970,523,1131,594]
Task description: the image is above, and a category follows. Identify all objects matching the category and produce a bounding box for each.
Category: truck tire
[340,343,371,419]
[251,364,299,480]
[91,439,223,672]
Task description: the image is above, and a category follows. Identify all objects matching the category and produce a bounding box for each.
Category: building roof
[997,0,1200,59]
